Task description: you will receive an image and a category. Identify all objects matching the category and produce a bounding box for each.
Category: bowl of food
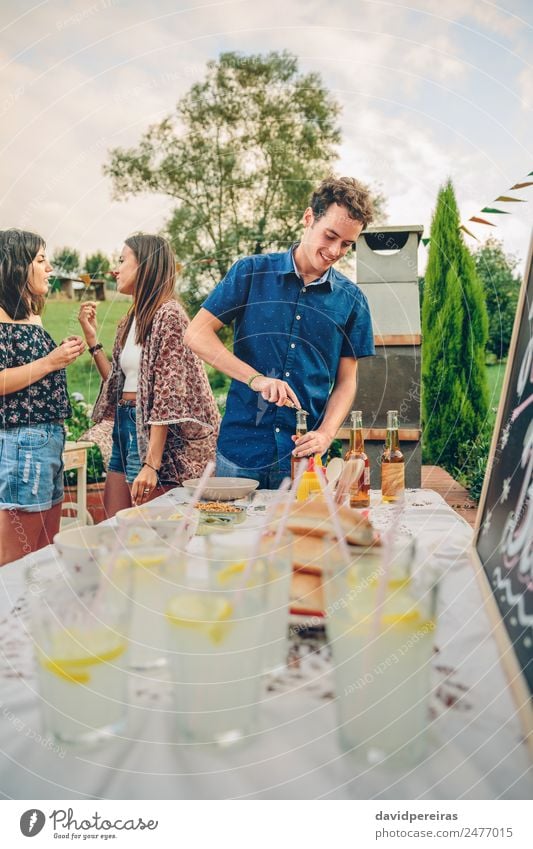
[193,500,247,533]
[116,503,196,542]
[53,524,158,581]
[182,477,259,501]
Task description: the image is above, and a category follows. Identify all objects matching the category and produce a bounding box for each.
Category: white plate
[182,476,260,501]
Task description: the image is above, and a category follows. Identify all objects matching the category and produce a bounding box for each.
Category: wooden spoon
[325,457,344,490]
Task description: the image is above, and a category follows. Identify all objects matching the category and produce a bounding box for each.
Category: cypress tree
[421,180,489,470]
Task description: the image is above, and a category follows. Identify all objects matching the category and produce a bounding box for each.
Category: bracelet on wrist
[247,373,264,389]
[88,343,103,356]
[143,462,160,473]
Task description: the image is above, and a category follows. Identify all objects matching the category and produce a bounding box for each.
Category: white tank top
[119,318,141,392]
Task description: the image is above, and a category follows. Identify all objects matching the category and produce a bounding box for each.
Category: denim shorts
[108,404,143,484]
[215,450,287,490]
[0,422,66,512]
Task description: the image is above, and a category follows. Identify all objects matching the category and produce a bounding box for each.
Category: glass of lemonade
[324,534,439,766]
[114,543,176,671]
[260,532,293,675]
[27,558,132,745]
[206,529,293,675]
[164,532,268,745]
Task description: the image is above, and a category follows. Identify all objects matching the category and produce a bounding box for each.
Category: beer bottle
[291,409,309,480]
[381,410,405,502]
[344,410,370,508]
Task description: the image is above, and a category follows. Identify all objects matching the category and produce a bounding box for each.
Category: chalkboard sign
[474,234,533,725]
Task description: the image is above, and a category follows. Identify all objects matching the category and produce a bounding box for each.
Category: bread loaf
[275,495,375,547]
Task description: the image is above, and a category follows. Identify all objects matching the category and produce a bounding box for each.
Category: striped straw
[170,459,215,552]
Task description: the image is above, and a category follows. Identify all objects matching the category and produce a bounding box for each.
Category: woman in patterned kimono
[78,234,219,518]
[0,229,85,565]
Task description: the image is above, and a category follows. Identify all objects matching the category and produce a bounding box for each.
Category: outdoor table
[0,488,531,800]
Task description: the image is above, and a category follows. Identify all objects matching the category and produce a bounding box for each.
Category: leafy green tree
[84,251,111,279]
[421,180,489,470]
[51,247,80,274]
[473,237,521,360]
[104,50,384,315]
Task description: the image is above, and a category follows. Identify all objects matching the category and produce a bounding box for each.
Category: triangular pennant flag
[469,216,496,226]
[421,237,431,246]
[481,207,510,214]
[494,195,525,202]
[509,181,533,190]
[529,171,533,176]
[460,224,479,240]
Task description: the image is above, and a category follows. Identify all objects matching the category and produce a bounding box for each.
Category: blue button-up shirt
[203,246,374,473]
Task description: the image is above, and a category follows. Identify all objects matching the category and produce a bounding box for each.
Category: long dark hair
[120,234,177,346]
[0,229,46,319]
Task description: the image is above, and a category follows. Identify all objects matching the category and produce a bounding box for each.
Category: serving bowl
[53,524,158,581]
[182,476,259,501]
[116,503,197,542]
[116,501,246,539]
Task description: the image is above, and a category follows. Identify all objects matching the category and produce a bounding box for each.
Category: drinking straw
[370,492,406,637]
[315,466,353,568]
[232,461,306,600]
[170,459,215,552]
[334,457,364,505]
[234,475,291,585]
[262,476,290,529]
[252,458,308,557]
[358,493,407,707]
[89,523,127,616]
[272,466,304,548]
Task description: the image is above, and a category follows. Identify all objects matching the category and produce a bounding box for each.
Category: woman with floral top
[78,234,219,518]
[0,229,85,566]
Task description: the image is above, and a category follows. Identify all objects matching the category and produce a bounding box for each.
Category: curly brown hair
[310,176,374,229]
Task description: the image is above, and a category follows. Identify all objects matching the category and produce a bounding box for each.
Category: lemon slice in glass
[380,591,424,629]
[216,560,246,585]
[130,553,167,568]
[40,629,126,684]
[165,594,233,644]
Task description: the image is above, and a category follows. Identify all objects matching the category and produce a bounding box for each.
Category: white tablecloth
[0,489,531,800]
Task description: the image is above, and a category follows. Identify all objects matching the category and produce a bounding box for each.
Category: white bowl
[54,524,158,579]
[182,477,260,501]
[116,503,195,542]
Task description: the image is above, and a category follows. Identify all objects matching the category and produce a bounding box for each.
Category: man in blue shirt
[184,176,375,488]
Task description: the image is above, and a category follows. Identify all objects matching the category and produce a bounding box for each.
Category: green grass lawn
[485,362,506,424]
[41,300,509,423]
[42,298,130,405]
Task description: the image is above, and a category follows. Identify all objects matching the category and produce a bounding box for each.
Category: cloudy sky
[1,0,532,274]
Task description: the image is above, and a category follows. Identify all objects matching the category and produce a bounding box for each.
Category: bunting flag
[465,171,531,232]
[422,170,533,247]
[479,207,511,214]
[469,216,496,226]
[459,224,478,240]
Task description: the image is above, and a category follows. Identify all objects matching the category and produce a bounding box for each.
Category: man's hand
[292,429,332,458]
[250,375,301,408]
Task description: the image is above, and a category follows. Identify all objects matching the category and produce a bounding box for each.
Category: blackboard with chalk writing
[475,235,533,701]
